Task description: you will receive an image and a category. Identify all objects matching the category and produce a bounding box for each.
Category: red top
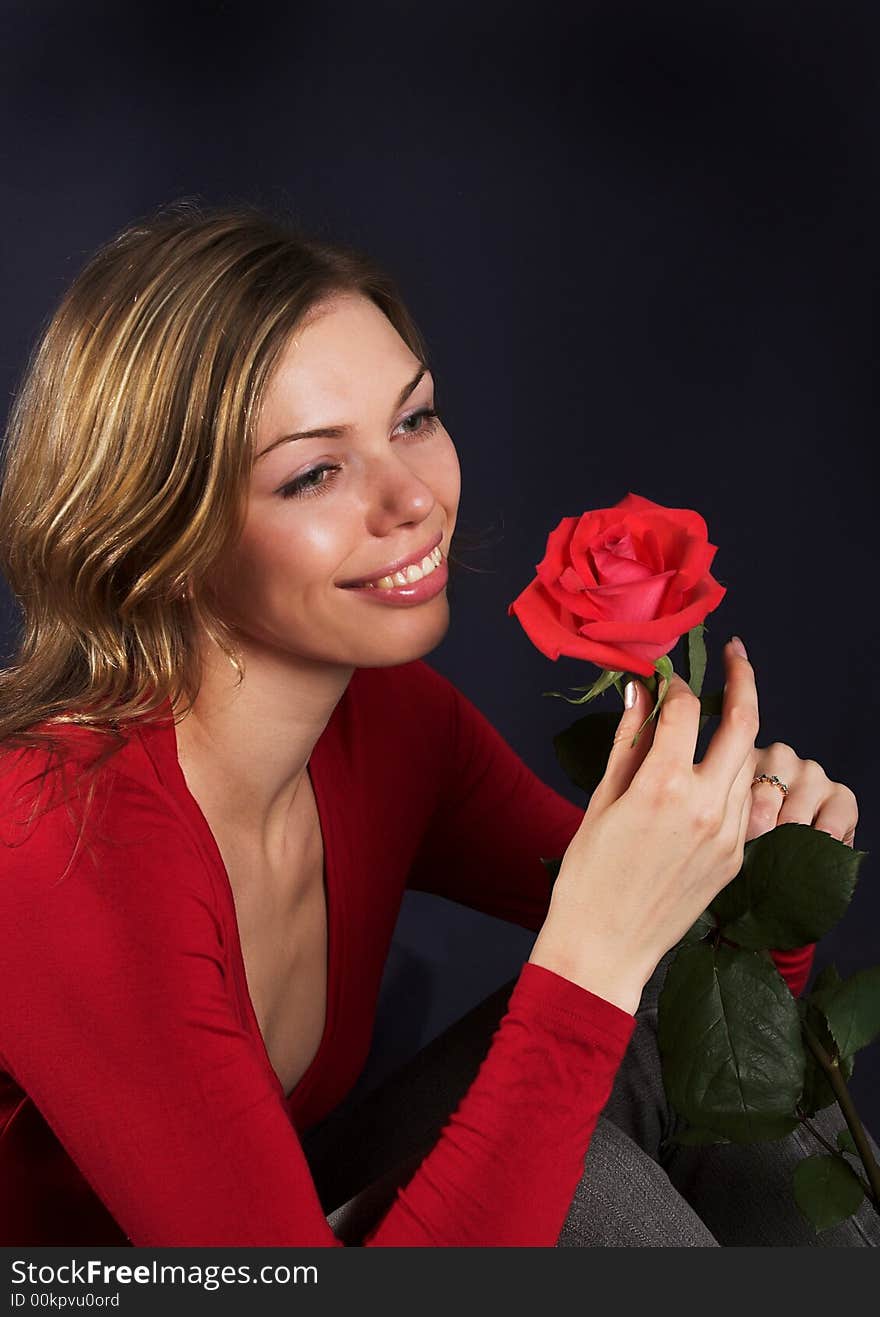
[0,660,814,1247]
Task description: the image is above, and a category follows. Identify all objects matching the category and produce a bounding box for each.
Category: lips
[338,531,444,589]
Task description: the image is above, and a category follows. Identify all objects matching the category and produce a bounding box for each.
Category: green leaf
[654,654,675,682]
[709,823,867,950]
[812,966,880,1060]
[657,942,804,1142]
[837,1129,858,1156]
[542,667,624,707]
[797,996,855,1116]
[551,711,620,798]
[811,963,842,997]
[707,864,751,930]
[686,623,708,700]
[793,1154,865,1232]
[678,909,717,946]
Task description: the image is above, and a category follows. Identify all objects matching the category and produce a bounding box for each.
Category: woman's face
[207,291,461,670]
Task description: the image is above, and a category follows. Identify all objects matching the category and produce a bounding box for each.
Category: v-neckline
[164,714,340,1111]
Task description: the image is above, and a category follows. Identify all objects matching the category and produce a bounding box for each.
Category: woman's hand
[530,642,761,1014]
[747,745,859,848]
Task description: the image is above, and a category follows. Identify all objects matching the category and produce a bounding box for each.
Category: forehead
[263,293,416,411]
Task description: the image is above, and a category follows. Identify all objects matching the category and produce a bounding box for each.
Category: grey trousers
[300,949,880,1246]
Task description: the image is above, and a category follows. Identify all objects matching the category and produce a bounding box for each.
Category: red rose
[508,491,727,678]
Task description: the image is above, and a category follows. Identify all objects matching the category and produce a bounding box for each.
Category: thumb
[596,678,656,805]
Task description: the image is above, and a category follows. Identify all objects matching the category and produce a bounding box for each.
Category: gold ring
[751,773,789,796]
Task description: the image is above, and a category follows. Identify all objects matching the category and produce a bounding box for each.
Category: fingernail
[729,635,748,659]
[625,680,637,708]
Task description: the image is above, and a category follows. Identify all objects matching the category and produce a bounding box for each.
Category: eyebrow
[256,365,431,462]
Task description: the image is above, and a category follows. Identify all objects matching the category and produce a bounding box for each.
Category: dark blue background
[2,1,877,1132]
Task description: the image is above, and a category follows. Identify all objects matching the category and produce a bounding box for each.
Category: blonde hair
[0,198,463,864]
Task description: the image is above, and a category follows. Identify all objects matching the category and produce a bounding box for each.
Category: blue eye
[277,407,443,501]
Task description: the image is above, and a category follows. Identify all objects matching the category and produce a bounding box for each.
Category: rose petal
[581,574,727,641]
[508,581,660,676]
[558,565,587,592]
[586,567,678,622]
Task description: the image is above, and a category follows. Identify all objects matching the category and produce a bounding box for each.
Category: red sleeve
[406,666,816,997]
[0,769,635,1247]
[405,664,578,931]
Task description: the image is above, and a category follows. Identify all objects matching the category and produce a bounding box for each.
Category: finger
[696,639,760,795]
[594,678,657,806]
[640,671,703,770]
[773,782,817,828]
[744,780,784,842]
[811,790,858,846]
[732,749,758,862]
[775,762,851,833]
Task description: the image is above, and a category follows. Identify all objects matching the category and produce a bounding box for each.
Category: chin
[347,609,451,669]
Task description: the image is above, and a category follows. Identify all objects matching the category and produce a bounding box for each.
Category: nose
[362,453,437,535]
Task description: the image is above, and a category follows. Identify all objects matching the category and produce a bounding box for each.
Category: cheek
[213,524,314,601]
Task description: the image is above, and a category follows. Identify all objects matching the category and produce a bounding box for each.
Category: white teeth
[367,544,443,590]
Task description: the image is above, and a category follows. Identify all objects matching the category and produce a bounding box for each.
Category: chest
[207,783,329,1102]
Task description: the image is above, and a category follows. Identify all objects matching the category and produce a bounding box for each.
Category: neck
[171,634,354,853]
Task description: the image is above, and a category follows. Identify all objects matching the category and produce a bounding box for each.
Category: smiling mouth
[338,532,444,589]
[345,545,445,590]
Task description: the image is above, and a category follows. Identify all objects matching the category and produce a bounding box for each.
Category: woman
[0,202,876,1247]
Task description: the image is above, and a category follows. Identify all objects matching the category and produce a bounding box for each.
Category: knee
[557,1117,719,1247]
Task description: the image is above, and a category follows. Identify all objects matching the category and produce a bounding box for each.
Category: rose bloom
[508,491,727,678]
